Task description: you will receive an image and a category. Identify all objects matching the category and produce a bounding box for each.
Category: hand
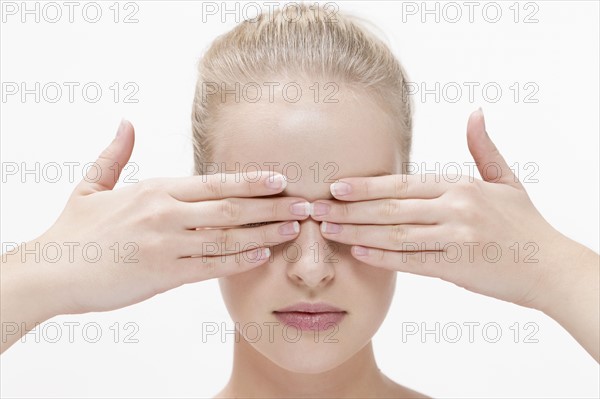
[310,109,582,311]
[2,120,310,317]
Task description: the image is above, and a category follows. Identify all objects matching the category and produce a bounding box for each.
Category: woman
[2,4,598,398]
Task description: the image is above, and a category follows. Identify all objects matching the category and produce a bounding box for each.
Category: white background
[1,1,599,398]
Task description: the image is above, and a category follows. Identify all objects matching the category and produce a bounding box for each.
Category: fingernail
[331,181,351,196]
[478,107,488,135]
[321,221,342,234]
[265,174,287,190]
[256,247,271,261]
[279,221,300,235]
[116,118,127,138]
[353,246,369,256]
[312,202,330,216]
[290,201,311,216]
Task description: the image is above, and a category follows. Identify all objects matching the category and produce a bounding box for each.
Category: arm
[310,108,600,362]
[1,242,67,353]
[534,234,599,362]
[1,120,307,354]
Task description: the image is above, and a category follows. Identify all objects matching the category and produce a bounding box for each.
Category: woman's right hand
[1,120,309,330]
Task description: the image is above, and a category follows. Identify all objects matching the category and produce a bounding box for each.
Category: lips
[274,301,345,313]
[273,302,347,331]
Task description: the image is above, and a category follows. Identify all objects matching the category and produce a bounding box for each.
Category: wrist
[532,233,599,319]
[2,239,74,321]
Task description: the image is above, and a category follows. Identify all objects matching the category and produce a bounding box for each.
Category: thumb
[73,119,135,196]
[466,108,523,190]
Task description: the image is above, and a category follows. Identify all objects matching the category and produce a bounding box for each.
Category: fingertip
[278,174,287,190]
[115,118,135,141]
[330,181,352,197]
[478,107,487,131]
[467,108,487,137]
[250,247,271,265]
[352,245,369,257]
[116,118,127,138]
[265,173,287,191]
[469,107,483,123]
[253,248,271,266]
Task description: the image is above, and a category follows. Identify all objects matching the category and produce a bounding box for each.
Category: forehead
[210,82,400,201]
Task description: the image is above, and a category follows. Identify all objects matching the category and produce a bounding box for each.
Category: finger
[176,247,272,283]
[310,198,442,225]
[319,222,447,251]
[349,245,455,280]
[182,197,311,228]
[466,108,524,190]
[176,221,300,257]
[329,173,450,201]
[167,171,289,202]
[73,119,135,196]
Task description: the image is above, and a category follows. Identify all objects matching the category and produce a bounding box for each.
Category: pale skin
[1,86,598,398]
[0,121,310,352]
[205,83,598,397]
[314,110,600,363]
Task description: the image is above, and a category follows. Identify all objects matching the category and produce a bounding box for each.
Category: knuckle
[352,224,362,242]
[451,197,478,223]
[153,207,169,224]
[457,174,472,184]
[259,226,270,245]
[220,198,241,223]
[139,199,168,226]
[340,201,351,218]
[206,177,225,198]
[457,179,480,196]
[243,174,256,197]
[375,246,386,262]
[203,257,218,276]
[381,199,401,218]
[459,225,477,243]
[393,175,408,198]
[271,200,280,219]
[362,179,371,198]
[388,224,407,247]
[145,232,163,250]
[462,205,477,223]
[448,198,468,213]
[217,229,232,249]
[138,179,158,197]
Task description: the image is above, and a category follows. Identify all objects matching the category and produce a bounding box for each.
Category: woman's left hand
[311,109,594,314]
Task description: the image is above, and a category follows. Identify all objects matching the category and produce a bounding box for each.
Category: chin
[250,333,364,374]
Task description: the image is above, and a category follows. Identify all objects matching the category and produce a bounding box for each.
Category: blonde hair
[191,3,413,175]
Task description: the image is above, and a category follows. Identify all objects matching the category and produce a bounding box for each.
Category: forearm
[536,237,599,362]
[1,241,66,354]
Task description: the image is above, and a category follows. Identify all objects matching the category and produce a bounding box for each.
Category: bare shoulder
[212,387,233,398]
[214,386,429,399]
[390,384,430,398]
[381,374,430,398]
[213,379,430,398]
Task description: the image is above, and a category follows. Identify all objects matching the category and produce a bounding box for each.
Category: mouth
[273,301,345,313]
[273,302,347,331]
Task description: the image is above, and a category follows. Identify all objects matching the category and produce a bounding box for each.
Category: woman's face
[212,79,402,374]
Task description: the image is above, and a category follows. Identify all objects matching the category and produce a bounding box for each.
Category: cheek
[352,263,397,300]
[347,265,397,329]
[218,266,274,321]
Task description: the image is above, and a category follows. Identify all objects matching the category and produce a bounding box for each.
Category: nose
[285,217,337,289]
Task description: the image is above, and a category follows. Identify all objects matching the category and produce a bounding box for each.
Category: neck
[218,336,392,398]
